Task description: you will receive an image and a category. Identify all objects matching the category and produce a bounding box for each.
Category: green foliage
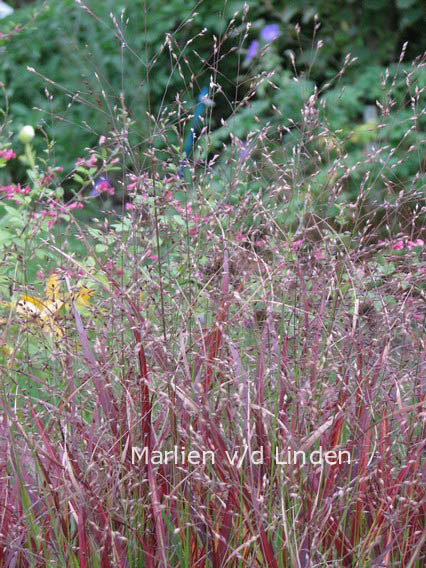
[0,0,250,174]
[3,0,422,169]
[1,0,424,232]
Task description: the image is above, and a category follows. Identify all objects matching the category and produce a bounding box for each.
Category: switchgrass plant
[0,3,425,566]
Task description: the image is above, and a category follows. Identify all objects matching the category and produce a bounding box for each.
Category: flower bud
[18,125,35,144]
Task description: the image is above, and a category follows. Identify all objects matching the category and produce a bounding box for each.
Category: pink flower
[313,248,325,261]
[40,174,55,186]
[127,173,151,193]
[76,155,97,168]
[0,149,16,161]
[127,175,139,191]
[38,199,83,228]
[125,202,133,210]
[407,239,424,250]
[40,166,62,186]
[291,239,304,250]
[0,183,31,198]
[175,201,194,218]
[104,260,123,276]
[0,184,15,198]
[67,202,84,210]
[392,240,404,251]
[98,135,106,145]
[36,271,45,280]
[188,225,198,236]
[93,178,114,196]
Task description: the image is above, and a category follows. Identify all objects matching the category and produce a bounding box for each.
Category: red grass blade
[77,506,90,568]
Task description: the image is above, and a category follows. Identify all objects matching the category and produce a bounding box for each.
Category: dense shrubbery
[1,1,424,211]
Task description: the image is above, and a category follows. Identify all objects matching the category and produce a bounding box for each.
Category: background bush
[1,0,424,235]
[1,0,424,161]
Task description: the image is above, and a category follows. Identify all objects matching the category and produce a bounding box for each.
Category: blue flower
[240,140,251,161]
[92,176,114,197]
[260,24,280,42]
[245,40,259,63]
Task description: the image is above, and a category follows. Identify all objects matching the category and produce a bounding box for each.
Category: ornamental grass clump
[0,2,424,566]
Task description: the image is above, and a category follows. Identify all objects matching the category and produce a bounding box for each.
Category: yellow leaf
[73,287,94,308]
[45,272,62,301]
[1,343,14,367]
[16,295,63,320]
[15,295,45,318]
[40,317,65,339]
[62,287,94,312]
[1,271,94,341]
[1,344,11,356]
[14,295,65,339]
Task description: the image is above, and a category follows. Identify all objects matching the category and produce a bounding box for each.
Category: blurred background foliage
[0,0,425,230]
